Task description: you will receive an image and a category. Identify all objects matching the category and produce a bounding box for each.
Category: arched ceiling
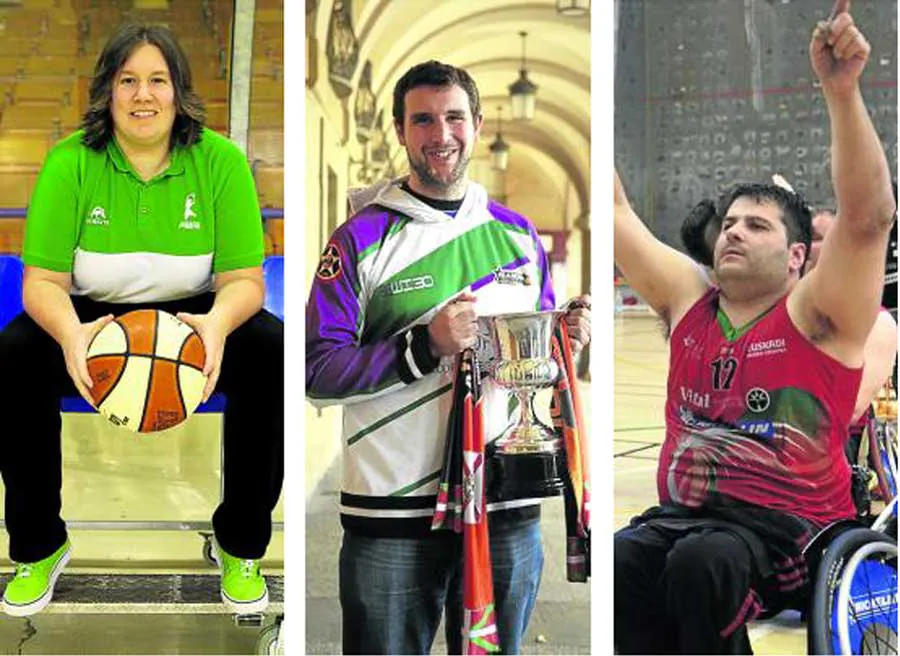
[310,0,590,226]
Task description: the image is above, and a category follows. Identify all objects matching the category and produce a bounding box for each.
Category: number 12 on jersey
[711,356,738,391]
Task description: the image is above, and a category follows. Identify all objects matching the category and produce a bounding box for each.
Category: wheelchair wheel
[809,527,897,655]
[835,540,898,655]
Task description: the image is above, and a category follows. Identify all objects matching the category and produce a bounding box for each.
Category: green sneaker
[213,539,268,614]
[3,541,71,617]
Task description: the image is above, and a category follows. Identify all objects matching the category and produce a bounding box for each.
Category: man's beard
[407,147,470,194]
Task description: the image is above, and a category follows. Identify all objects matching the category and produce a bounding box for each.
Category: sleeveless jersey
[661,288,862,527]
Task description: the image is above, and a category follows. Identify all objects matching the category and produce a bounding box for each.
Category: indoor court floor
[614,313,807,654]
[0,413,285,655]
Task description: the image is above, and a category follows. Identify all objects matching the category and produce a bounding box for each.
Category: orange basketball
[85,309,208,433]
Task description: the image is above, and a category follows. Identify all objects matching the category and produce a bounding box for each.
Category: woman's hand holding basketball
[63,314,114,404]
[176,311,226,402]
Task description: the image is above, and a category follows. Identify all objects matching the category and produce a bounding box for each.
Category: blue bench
[0,255,23,330]
[0,254,284,414]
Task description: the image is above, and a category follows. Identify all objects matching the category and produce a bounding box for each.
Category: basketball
[85,309,208,433]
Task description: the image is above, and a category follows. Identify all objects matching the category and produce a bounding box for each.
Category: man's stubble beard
[716,253,792,302]
[407,147,471,198]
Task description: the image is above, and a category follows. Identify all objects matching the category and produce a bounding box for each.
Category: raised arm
[614,169,709,327]
[790,0,896,362]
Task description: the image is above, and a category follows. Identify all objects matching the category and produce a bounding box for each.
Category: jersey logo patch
[179,193,200,230]
[746,338,787,358]
[494,268,532,286]
[87,206,109,227]
[746,388,770,413]
[316,242,343,282]
[381,275,435,296]
[738,419,775,439]
[680,385,710,410]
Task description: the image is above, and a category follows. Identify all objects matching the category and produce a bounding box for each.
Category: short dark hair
[680,198,717,267]
[392,60,481,127]
[81,23,206,151]
[813,206,837,218]
[715,182,813,268]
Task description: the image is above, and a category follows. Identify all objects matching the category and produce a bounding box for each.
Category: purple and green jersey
[306,181,554,535]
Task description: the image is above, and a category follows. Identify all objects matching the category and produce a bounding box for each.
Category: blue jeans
[340,518,544,655]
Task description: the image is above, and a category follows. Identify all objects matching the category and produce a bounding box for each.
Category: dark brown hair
[716,182,814,270]
[81,23,206,150]
[392,60,481,128]
[680,198,717,267]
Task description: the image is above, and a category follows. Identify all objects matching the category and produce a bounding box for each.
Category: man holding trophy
[306,60,591,655]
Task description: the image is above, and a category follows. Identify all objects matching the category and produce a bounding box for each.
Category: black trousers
[614,522,766,655]
[0,293,284,563]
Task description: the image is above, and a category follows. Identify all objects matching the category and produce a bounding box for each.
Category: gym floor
[0,413,284,655]
[614,313,806,654]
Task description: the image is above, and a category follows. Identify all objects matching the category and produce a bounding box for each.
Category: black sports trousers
[614,521,768,655]
[0,292,283,563]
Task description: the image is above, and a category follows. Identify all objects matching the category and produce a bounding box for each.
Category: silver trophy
[485,310,566,498]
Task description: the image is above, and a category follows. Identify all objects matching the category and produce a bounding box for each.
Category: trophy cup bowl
[486,310,567,500]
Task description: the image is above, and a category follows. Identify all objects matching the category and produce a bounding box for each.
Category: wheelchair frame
[807,400,898,656]
[835,539,897,654]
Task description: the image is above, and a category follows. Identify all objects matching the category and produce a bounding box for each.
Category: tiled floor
[0,613,282,655]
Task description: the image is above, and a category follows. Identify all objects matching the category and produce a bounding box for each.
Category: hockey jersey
[306,181,555,535]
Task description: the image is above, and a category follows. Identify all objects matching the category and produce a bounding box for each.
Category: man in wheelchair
[683,193,899,649]
[677,198,899,654]
[613,1,896,653]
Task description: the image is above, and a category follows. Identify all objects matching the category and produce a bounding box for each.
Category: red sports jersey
[660,288,862,527]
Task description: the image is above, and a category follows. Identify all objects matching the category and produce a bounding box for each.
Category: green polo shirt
[23,128,264,303]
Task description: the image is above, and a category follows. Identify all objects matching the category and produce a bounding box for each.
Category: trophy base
[486,444,567,501]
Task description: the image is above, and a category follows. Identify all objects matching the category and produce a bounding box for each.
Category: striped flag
[460,350,500,654]
[434,329,589,654]
[432,356,466,533]
[551,321,591,582]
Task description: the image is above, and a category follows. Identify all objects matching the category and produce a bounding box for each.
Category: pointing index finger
[829,0,849,21]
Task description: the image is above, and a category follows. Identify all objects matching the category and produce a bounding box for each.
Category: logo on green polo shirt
[87,206,109,227]
[179,193,200,230]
